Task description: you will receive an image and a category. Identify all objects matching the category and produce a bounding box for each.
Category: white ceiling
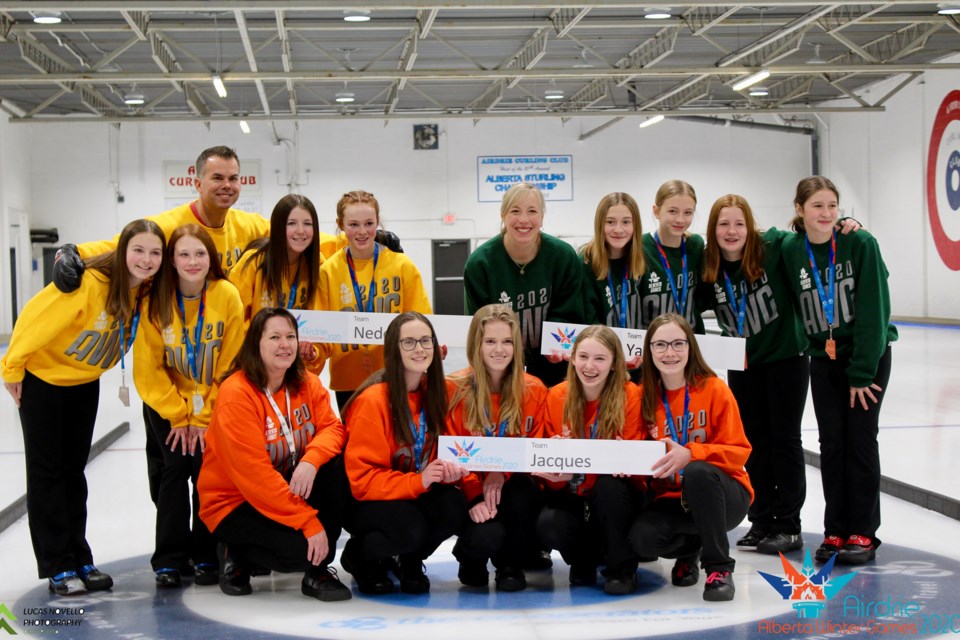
[0,1,958,126]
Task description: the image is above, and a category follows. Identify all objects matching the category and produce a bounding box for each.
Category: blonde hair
[499,183,545,233]
[563,325,628,439]
[655,180,697,208]
[580,192,645,280]
[449,305,526,436]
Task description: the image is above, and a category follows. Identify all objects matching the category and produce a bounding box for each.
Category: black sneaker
[340,543,394,595]
[155,568,182,588]
[671,553,700,587]
[217,543,252,596]
[302,566,352,602]
[603,565,638,596]
[735,527,767,551]
[397,555,430,594]
[814,536,845,564]
[77,564,113,591]
[494,567,526,592]
[458,560,489,588]
[568,563,597,586]
[703,570,735,601]
[757,533,803,555]
[48,571,87,596]
[193,563,219,586]
[838,535,876,565]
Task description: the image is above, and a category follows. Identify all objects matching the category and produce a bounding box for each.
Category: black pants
[19,371,99,578]
[810,346,892,542]
[536,476,644,570]
[143,405,215,570]
[144,404,163,506]
[212,456,350,572]
[453,474,541,569]
[628,461,750,573]
[728,354,809,534]
[349,484,467,565]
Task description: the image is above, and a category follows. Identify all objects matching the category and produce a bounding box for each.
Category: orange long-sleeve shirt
[343,382,444,502]
[640,375,754,503]
[198,371,345,538]
[542,380,643,496]
[445,370,548,503]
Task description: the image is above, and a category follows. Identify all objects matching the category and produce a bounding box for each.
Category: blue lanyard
[286,263,300,309]
[118,285,145,373]
[805,231,836,327]
[653,232,688,317]
[662,385,691,446]
[175,283,207,381]
[408,406,427,472]
[605,267,629,328]
[721,271,748,337]
[482,406,508,437]
[345,244,380,313]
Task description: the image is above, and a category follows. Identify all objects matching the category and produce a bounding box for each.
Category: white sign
[163,159,262,197]
[477,155,573,202]
[540,321,747,371]
[296,310,473,346]
[439,435,665,474]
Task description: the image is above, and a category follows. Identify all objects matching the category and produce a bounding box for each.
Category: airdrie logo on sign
[758,550,857,619]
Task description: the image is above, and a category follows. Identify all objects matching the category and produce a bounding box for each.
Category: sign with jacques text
[438,435,665,475]
[295,310,473,347]
[477,155,573,202]
[540,321,747,371]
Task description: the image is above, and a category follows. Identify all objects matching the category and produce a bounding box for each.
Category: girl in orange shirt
[342,312,467,595]
[629,313,752,602]
[536,325,643,595]
[446,304,548,591]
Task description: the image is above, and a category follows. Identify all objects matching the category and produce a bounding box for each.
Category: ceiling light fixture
[343,9,371,22]
[644,7,672,19]
[937,3,960,14]
[732,69,770,91]
[335,91,355,103]
[807,44,828,65]
[212,73,227,98]
[239,120,251,134]
[32,10,62,25]
[748,85,770,97]
[544,80,564,101]
[123,85,145,106]
[639,114,665,128]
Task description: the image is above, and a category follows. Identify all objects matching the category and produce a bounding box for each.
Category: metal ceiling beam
[715,4,839,67]
[275,10,298,115]
[2,63,958,85]
[234,10,271,116]
[0,1,946,10]
[6,104,887,126]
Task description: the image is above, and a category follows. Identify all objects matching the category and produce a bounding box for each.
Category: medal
[192,390,204,415]
[118,384,130,407]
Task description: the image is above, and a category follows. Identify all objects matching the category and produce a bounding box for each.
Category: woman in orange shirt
[342,311,467,595]
[447,304,548,591]
[198,308,351,602]
[629,313,753,602]
[536,325,643,595]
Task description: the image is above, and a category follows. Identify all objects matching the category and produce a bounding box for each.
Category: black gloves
[53,243,85,293]
[375,229,404,254]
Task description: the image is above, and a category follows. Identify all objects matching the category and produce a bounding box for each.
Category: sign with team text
[438,436,665,474]
[295,310,472,347]
[540,321,746,371]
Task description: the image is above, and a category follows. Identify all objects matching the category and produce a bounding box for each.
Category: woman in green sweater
[464,182,586,388]
[780,176,896,566]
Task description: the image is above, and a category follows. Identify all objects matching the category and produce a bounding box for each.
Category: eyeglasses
[650,339,689,354]
[399,337,435,351]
